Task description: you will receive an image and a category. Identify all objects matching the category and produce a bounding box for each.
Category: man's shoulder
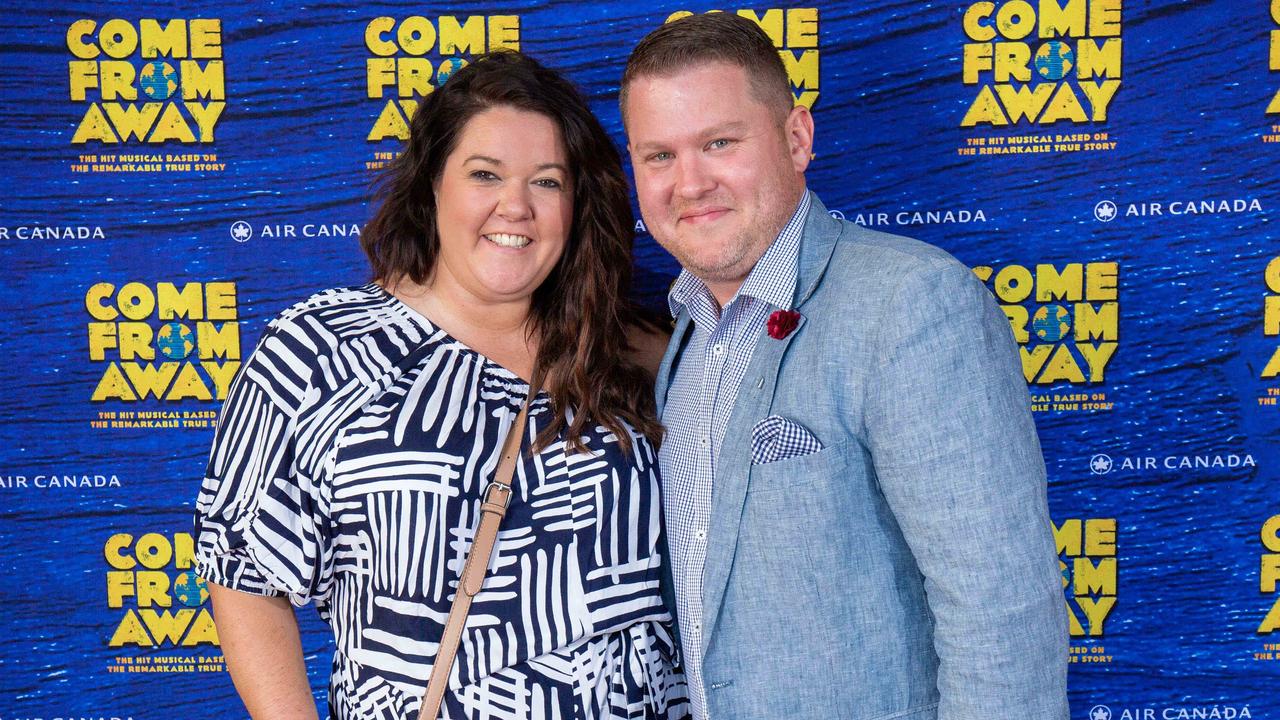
[826,219,969,280]
[795,213,978,314]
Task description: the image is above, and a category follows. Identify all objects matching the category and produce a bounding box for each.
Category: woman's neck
[384,276,539,381]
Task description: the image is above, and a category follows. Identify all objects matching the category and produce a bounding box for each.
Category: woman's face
[431,105,573,306]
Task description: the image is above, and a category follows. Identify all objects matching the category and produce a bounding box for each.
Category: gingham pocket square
[750,415,824,465]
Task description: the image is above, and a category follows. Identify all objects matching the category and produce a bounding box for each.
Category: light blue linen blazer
[655,194,1069,720]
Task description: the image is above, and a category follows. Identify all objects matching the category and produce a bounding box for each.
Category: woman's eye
[534,178,563,189]
[470,170,498,181]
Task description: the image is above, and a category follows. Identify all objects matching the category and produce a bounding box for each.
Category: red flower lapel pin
[767,309,801,340]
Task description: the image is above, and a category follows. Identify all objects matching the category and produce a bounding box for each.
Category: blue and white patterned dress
[195,285,687,720]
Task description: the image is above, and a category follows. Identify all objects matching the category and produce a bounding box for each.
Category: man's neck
[705,279,740,312]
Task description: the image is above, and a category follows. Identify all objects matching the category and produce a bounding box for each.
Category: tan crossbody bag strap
[418,383,539,720]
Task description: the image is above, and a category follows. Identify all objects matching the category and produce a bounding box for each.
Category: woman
[195,52,686,719]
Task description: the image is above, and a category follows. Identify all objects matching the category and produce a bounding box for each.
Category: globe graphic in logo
[1035,41,1075,81]
[157,322,195,359]
[140,61,179,100]
[1032,304,1071,342]
[437,57,467,85]
[173,571,209,607]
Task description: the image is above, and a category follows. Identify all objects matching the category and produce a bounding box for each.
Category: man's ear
[785,104,815,173]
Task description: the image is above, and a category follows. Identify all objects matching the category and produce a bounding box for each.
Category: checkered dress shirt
[658,192,810,720]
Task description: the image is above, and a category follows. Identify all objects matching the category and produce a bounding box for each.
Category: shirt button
[696,530,707,540]
[712,343,725,356]
[699,437,709,448]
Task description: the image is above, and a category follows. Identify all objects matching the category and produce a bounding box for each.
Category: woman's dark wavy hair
[362,51,661,453]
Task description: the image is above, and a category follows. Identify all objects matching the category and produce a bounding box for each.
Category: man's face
[625,61,812,303]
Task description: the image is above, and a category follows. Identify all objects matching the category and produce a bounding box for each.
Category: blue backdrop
[1,1,1278,718]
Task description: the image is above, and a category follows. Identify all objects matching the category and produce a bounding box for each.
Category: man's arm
[862,260,1069,720]
[209,582,321,720]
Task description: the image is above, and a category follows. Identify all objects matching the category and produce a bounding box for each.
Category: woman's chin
[471,274,547,304]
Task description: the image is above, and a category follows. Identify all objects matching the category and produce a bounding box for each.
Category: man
[620,13,1069,720]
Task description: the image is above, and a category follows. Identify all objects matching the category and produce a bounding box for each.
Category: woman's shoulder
[271,283,390,330]
[247,284,436,390]
[263,283,433,345]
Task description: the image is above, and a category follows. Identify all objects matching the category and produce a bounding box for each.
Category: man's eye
[707,139,733,150]
[648,152,673,163]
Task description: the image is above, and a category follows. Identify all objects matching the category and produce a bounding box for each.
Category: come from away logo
[104,531,225,674]
[973,261,1119,400]
[86,281,240,422]
[1260,256,1280,406]
[1260,513,1280,639]
[66,19,226,172]
[1055,517,1117,655]
[364,14,519,169]
[664,8,820,111]
[958,0,1122,157]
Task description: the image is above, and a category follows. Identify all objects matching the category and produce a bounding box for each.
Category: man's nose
[674,156,715,199]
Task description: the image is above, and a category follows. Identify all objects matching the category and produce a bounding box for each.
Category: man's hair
[362,51,661,453]
[620,12,792,122]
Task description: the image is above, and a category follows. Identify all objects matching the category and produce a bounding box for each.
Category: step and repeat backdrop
[1,0,1278,718]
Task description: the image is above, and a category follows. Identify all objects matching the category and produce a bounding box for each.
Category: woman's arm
[209,582,321,720]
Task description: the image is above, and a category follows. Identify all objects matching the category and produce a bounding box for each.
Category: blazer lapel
[792,194,844,308]
[699,193,844,650]
[699,312,807,652]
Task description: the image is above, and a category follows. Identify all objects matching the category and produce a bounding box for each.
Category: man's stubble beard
[677,229,762,286]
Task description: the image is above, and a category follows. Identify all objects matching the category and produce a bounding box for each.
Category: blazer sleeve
[862,260,1069,720]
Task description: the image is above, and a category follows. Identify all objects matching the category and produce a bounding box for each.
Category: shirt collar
[667,191,811,319]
